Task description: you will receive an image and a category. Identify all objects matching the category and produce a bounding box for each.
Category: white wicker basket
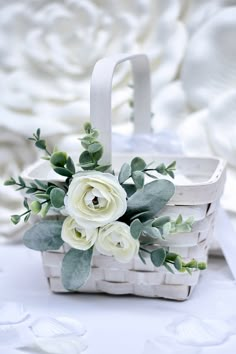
[22,54,226,300]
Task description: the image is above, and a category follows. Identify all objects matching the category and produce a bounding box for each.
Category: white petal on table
[30,317,87,354]
[181,7,236,109]
[168,315,236,346]
[0,302,29,325]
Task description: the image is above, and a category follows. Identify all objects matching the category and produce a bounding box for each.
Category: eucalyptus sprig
[138,246,206,273]
[118,157,176,190]
[78,122,111,172]
[28,128,51,156]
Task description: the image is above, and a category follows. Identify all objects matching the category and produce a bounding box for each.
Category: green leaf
[131,157,146,172]
[46,186,55,195]
[66,156,76,174]
[151,248,166,267]
[61,248,93,291]
[79,162,96,170]
[132,171,145,189]
[23,220,64,251]
[18,176,26,187]
[198,262,207,270]
[50,152,67,167]
[4,178,16,186]
[125,179,175,222]
[130,219,143,240]
[143,226,161,239]
[26,188,37,194]
[174,256,182,271]
[165,252,178,262]
[91,148,103,162]
[30,200,42,214]
[152,216,171,228]
[95,165,111,172]
[36,128,41,138]
[118,163,131,184]
[34,193,50,199]
[11,215,21,225]
[164,262,174,274]
[35,179,48,189]
[79,151,94,169]
[84,122,92,133]
[23,198,29,210]
[35,139,47,150]
[121,184,136,197]
[162,222,172,235]
[167,170,175,179]
[41,203,51,217]
[167,161,176,170]
[155,163,167,175]
[88,142,102,154]
[176,214,183,224]
[53,167,73,177]
[138,250,146,264]
[50,188,65,208]
[24,213,31,223]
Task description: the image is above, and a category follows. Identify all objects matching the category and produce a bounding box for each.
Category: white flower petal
[30,317,87,354]
[0,302,29,325]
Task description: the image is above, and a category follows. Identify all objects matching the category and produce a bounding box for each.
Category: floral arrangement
[5,123,206,291]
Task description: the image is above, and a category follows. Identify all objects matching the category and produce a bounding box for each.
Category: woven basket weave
[22,54,226,300]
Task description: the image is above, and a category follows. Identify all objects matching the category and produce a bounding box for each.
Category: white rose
[61,216,97,250]
[96,221,139,263]
[66,172,127,229]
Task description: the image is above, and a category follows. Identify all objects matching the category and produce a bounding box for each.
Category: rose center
[92,196,99,206]
[84,189,107,210]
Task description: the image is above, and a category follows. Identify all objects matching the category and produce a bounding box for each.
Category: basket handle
[90,53,151,165]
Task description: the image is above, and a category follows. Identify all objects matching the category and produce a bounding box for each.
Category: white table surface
[1,243,236,354]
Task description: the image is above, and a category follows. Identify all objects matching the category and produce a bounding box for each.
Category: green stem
[15,182,45,192]
[140,247,151,254]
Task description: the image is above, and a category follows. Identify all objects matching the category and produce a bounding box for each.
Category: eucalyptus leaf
[50,188,65,208]
[53,167,73,177]
[131,157,146,172]
[164,262,175,274]
[26,188,37,194]
[61,248,93,291]
[138,250,146,264]
[122,184,136,197]
[130,219,143,239]
[88,142,102,154]
[91,147,103,162]
[118,163,131,184]
[174,256,182,270]
[95,164,111,172]
[132,171,145,189]
[35,139,47,150]
[79,151,93,165]
[23,220,64,251]
[151,248,166,267]
[152,216,170,228]
[125,179,175,222]
[66,156,76,174]
[35,179,48,189]
[143,226,161,239]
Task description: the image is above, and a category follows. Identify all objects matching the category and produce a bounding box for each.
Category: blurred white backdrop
[1,0,236,239]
